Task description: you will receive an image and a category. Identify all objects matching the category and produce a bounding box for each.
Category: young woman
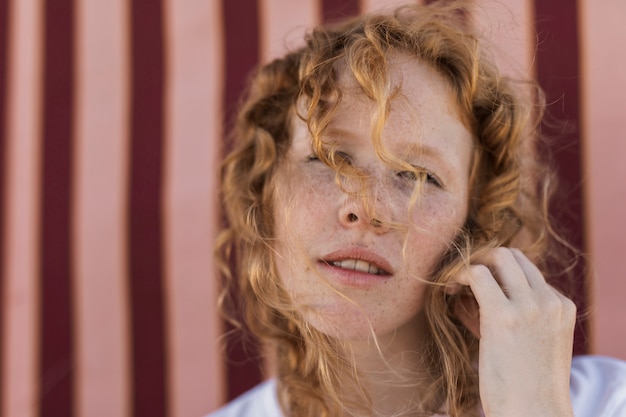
[211,2,626,416]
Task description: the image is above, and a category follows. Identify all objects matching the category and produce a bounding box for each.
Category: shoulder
[570,355,626,417]
[205,380,283,417]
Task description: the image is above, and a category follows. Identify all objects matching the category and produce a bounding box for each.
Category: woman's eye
[332,151,352,165]
[397,169,442,188]
[306,151,352,165]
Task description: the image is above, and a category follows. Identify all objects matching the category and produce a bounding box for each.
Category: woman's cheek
[283,171,337,225]
[409,196,467,239]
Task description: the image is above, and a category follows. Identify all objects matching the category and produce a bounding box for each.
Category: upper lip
[320,247,394,275]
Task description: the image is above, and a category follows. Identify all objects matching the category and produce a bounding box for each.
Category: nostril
[347,213,359,222]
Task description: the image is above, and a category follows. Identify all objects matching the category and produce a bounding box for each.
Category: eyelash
[307,151,351,164]
[397,169,442,188]
[306,155,442,188]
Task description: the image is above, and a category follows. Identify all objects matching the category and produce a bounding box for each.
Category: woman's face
[272,56,474,345]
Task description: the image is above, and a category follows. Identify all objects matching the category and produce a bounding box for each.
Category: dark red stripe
[533,0,588,355]
[39,0,75,416]
[321,0,360,23]
[222,0,263,401]
[128,1,167,416]
[222,0,260,134]
[0,0,9,415]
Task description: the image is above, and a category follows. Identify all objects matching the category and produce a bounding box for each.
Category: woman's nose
[338,186,391,233]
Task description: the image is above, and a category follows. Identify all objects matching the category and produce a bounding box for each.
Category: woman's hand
[452,247,576,417]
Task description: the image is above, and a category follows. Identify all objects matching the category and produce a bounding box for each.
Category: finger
[509,248,548,290]
[454,264,508,312]
[443,282,463,295]
[473,247,530,298]
[548,284,578,315]
[555,289,578,327]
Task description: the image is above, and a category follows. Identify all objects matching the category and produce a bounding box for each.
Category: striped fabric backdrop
[0,1,624,417]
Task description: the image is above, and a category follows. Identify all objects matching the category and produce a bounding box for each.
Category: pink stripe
[361,0,421,13]
[72,1,131,416]
[0,0,8,410]
[1,0,43,416]
[162,0,226,415]
[259,0,319,63]
[579,0,626,360]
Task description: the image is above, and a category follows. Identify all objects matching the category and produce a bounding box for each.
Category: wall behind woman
[0,1,623,417]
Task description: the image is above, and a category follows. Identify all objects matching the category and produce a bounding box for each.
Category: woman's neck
[344,312,440,416]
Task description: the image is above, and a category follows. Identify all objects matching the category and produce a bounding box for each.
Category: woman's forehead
[290,54,474,169]
[330,54,463,116]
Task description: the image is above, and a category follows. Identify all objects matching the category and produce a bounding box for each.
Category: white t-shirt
[207,355,626,417]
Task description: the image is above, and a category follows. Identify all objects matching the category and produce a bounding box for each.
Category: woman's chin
[300,307,413,343]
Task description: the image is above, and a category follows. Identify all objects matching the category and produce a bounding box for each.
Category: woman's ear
[451,292,480,339]
[443,282,463,296]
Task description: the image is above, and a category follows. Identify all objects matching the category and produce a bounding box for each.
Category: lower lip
[317,261,392,288]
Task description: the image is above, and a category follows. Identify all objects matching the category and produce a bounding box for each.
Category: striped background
[0,0,624,416]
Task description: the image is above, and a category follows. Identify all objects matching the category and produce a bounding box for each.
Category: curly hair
[215,2,572,416]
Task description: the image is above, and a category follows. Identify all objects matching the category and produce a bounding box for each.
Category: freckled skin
[272,55,474,346]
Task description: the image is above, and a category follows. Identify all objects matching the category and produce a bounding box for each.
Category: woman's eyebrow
[397,141,445,159]
[323,127,452,165]
[322,127,359,143]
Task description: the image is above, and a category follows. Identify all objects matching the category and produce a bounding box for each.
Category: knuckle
[544,293,562,311]
[470,264,492,281]
[490,247,513,264]
[563,298,577,318]
[491,246,510,257]
[544,294,577,324]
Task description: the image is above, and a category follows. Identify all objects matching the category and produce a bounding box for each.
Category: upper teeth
[330,259,384,275]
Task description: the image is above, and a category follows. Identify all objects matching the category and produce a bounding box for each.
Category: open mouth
[323,259,390,276]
